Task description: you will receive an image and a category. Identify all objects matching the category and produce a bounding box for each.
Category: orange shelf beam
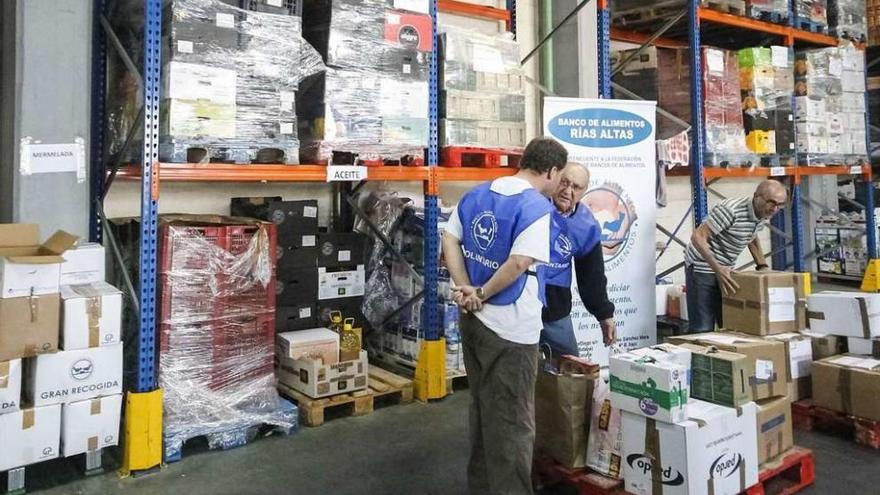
[436,167,517,181]
[116,164,430,182]
[438,0,510,21]
[703,167,796,179]
[797,165,871,177]
[610,27,687,49]
[790,29,841,47]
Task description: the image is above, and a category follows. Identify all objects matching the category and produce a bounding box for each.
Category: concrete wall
[0,0,92,239]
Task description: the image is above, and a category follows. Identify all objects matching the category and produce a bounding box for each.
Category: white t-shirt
[445,176,551,345]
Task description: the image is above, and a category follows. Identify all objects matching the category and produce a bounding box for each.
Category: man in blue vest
[442,137,567,495]
[541,164,616,357]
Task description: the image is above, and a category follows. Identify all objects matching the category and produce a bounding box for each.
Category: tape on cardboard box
[0,361,7,388]
[22,409,34,429]
[90,399,102,415]
[88,436,98,452]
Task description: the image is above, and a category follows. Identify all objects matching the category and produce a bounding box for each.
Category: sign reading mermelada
[543,97,657,365]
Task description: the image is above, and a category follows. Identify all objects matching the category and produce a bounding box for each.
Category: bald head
[753,179,787,220]
[553,163,591,213]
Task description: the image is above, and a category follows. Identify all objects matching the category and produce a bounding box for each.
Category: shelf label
[850,165,863,175]
[19,137,86,183]
[770,167,786,176]
[327,165,368,182]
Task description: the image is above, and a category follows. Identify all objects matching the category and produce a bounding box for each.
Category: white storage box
[610,348,690,424]
[622,401,758,495]
[276,350,368,399]
[26,343,123,406]
[807,291,880,338]
[0,358,22,414]
[0,224,77,298]
[276,328,340,366]
[61,394,122,457]
[61,281,122,350]
[60,243,106,285]
[0,405,61,471]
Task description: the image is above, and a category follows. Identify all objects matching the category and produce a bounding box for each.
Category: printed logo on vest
[554,233,573,258]
[471,211,497,251]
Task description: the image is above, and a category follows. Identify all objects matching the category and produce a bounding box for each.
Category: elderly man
[540,164,616,356]
[684,179,787,332]
[442,137,567,495]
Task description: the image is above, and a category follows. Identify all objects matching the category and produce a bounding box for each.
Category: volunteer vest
[458,181,550,305]
[541,203,601,288]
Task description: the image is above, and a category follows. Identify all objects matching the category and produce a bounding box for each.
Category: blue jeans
[685,264,722,333]
[540,316,579,357]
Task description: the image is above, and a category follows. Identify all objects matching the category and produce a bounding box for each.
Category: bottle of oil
[340,317,360,361]
[328,310,343,334]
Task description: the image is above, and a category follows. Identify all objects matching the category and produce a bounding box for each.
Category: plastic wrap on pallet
[796,43,867,164]
[795,0,829,25]
[106,0,324,164]
[747,0,790,19]
[703,47,756,167]
[828,0,867,41]
[439,25,526,149]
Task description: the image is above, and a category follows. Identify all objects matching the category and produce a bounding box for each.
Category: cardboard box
[680,344,753,408]
[847,337,880,356]
[0,224,78,298]
[788,377,812,402]
[61,394,122,457]
[621,401,759,495]
[61,282,122,350]
[755,396,793,465]
[0,294,60,361]
[60,243,105,285]
[805,331,843,359]
[812,354,880,421]
[0,405,61,471]
[0,359,22,414]
[25,343,123,407]
[610,349,690,423]
[807,291,880,338]
[276,329,339,365]
[666,332,789,400]
[722,271,806,335]
[631,344,693,371]
[765,333,813,381]
[276,350,368,399]
[318,265,366,300]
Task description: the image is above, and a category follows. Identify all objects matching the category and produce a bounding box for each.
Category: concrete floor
[20,387,880,495]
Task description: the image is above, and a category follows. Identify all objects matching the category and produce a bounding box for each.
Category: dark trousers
[460,311,539,495]
[685,264,723,333]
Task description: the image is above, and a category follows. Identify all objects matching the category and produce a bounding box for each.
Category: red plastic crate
[160,224,227,273]
[211,314,275,390]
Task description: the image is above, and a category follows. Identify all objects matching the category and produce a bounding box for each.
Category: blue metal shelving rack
[600,0,878,276]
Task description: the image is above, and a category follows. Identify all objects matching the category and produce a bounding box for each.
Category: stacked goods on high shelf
[814,209,880,278]
[703,47,756,167]
[610,0,748,25]
[0,225,124,472]
[795,0,829,31]
[828,0,867,41]
[297,0,431,165]
[108,215,296,460]
[746,0,790,22]
[107,0,322,164]
[230,197,368,332]
[612,47,692,140]
[439,26,526,155]
[795,42,867,165]
[739,47,796,164]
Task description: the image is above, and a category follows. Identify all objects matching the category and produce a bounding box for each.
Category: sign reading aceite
[326,166,368,182]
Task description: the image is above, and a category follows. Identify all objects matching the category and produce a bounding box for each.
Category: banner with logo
[543,97,657,366]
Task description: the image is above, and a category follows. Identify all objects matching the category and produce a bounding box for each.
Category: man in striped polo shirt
[684,179,787,332]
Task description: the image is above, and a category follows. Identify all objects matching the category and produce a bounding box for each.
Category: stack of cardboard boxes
[0,225,122,472]
[738,47,796,160]
[703,47,752,166]
[828,0,868,41]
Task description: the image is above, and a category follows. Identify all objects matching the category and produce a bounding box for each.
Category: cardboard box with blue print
[721,271,806,336]
[609,345,691,424]
[621,400,759,495]
[25,343,123,407]
[0,405,61,471]
[0,224,78,298]
[755,396,793,465]
[0,359,22,414]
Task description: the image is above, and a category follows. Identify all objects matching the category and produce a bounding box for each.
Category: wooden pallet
[159,141,299,164]
[792,399,880,449]
[279,383,374,427]
[704,0,746,15]
[744,446,815,495]
[440,146,523,168]
[369,366,415,405]
[746,6,789,25]
[532,454,625,495]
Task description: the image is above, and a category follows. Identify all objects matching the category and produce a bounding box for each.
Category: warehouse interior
[2,0,880,494]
